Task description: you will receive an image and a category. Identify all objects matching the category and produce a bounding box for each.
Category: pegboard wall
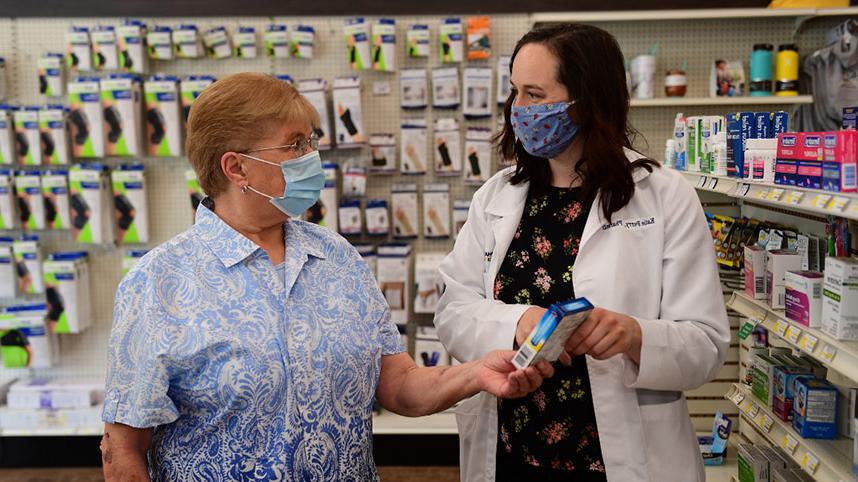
[0,12,851,392]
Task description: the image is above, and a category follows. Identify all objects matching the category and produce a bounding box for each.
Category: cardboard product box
[38,105,71,166]
[737,443,769,482]
[796,132,824,190]
[784,271,823,328]
[745,245,767,299]
[822,257,858,340]
[117,20,148,74]
[15,170,45,231]
[775,132,801,186]
[7,378,104,410]
[67,76,104,158]
[752,353,783,407]
[12,236,43,295]
[13,107,42,166]
[766,250,802,309]
[68,164,114,245]
[413,252,446,314]
[43,251,91,334]
[100,74,143,157]
[377,243,412,328]
[143,76,182,157]
[414,326,449,367]
[772,363,814,422]
[41,169,71,230]
[793,377,838,439]
[821,130,857,192]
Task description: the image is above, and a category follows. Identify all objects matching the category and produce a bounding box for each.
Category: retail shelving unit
[726,384,857,482]
[630,96,813,108]
[532,7,858,23]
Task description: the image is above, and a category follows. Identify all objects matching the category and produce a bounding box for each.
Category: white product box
[366,199,389,236]
[91,26,119,71]
[392,184,418,238]
[67,76,105,158]
[464,127,492,185]
[423,184,450,238]
[117,20,148,74]
[43,251,91,334]
[65,27,92,72]
[434,117,462,176]
[13,107,42,166]
[822,257,858,340]
[0,169,16,230]
[146,26,173,60]
[111,164,148,244]
[290,25,315,59]
[0,325,57,369]
[414,326,449,366]
[369,133,397,173]
[784,271,824,328]
[332,76,364,147]
[13,236,44,295]
[400,119,428,174]
[144,76,182,157]
[232,26,257,58]
[338,199,362,236]
[463,68,493,118]
[101,74,143,157]
[354,244,377,278]
[377,243,412,328]
[41,170,71,230]
[0,106,14,165]
[414,252,446,314]
[15,170,45,231]
[37,53,65,98]
[766,250,802,309]
[296,79,331,150]
[172,25,202,59]
[453,199,470,239]
[38,105,71,166]
[203,26,232,59]
[7,379,104,410]
[264,24,290,58]
[69,164,114,244]
[0,244,16,298]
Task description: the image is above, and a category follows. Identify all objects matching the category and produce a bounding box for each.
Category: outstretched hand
[477,350,554,399]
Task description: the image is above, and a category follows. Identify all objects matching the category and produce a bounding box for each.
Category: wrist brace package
[370,133,397,173]
[453,199,470,239]
[144,75,182,157]
[305,162,338,231]
[406,24,430,58]
[173,24,202,59]
[39,105,71,166]
[377,243,412,328]
[111,164,148,244]
[333,76,365,147]
[13,235,44,295]
[342,164,367,197]
[464,127,492,185]
[415,326,449,366]
[185,169,204,222]
[0,169,16,230]
[400,119,428,175]
[146,26,173,60]
[122,249,149,276]
[297,79,332,150]
[66,27,93,73]
[69,163,114,245]
[400,69,428,110]
[1,323,58,368]
[414,254,446,315]
[497,55,512,104]
[290,25,315,59]
[466,16,491,60]
[13,107,42,166]
[423,183,451,238]
[15,170,44,230]
[43,251,92,334]
[41,169,71,230]
[463,68,493,119]
[513,298,594,369]
[180,75,215,132]
[0,239,15,298]
[38,53,66,98]
[434,117,462,176]
[439,18,464,63]
[203,26,232,59]
[432,67,461,109]
[233,27,258,59]
[67,76,105,158]
[0,106,12,165]
[91,26,119,71]
[101,74,144,157]
[117,20,148,74]
[372,19,396,72]
[344,18,371,71]
[338,199,362,236]
[392,183,418,238]
[366,199,390,236]
[264,24,289,58]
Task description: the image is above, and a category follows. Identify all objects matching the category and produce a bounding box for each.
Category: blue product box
[755,112,772,139]
[843,106,858,130]
[793,377,838,439]
[727,113,740,177]
[798,160,823,189]
[772,111,789,134]
[730,112,755,178]
[775,159,797,186]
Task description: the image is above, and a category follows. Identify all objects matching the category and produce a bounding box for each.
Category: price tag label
[708,177,719,190]
[735,183,748,197]
[801,452,819,474]
[741,184,751,197]
[761,414,774,432]
[748,404,759,417]
[738,321,756,340]
[768,188,785,201]
[785,191,804,205]
[757,189,770,200]
[781,434,799,454]
[820,343,837,363]
[372,81,392,96]
[785,325,802,344]
[697,176,708,188]
[849,202,858,217]
[799,333,818,353]
[812,193,832,209]
[733,391,745,405]
[773,320,788,337]
[830,196,849,212]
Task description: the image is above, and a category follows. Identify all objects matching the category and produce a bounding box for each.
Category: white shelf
[532,7,858,23]
[372,410,458,435]
[726,383,858,482]
[680,171,858,221]
[0,426,103,437]
[728,291,858,386]
[631,96,813,107]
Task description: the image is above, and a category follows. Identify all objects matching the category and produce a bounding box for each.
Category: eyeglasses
[245,133,320,157]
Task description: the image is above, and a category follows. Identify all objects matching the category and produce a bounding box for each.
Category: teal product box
[792,377,838,439]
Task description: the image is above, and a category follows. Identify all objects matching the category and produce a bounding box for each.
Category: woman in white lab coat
[434,24,731,482]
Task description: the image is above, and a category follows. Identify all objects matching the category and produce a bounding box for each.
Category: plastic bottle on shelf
[673,113,687,171]
[664,139,676,169]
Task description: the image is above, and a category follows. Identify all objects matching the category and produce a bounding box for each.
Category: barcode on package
[513,344,535,369]
[755,278,764,295]
[845,164,856,189]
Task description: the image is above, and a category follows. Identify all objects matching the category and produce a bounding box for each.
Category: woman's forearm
[391,361,484,417]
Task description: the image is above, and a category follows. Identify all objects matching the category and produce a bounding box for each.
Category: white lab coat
[434,148,731,482]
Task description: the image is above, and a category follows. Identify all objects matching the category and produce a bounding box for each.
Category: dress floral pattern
[494,187,606,480]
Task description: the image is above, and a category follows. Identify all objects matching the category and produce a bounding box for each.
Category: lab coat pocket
[639,396,703,482]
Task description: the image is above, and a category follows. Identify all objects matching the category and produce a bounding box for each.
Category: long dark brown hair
[498,23,658,222]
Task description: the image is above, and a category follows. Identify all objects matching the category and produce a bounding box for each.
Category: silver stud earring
[241,185,249,194]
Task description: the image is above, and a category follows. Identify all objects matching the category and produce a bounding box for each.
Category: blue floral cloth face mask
[239,150,326,217]
[511,101,579,159]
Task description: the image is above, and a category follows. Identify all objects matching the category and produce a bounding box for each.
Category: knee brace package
[144,75,182,157]
[111,164,148,245]
[13,107,41,166]
[101,74,143,157]
[117,20,148,74]
[91,26,119,71]
[180,75,215,132]
[43,251,91,334]
[13,235,44,295]
[68,163,114,245]
[41,169,71,230]
[67,77,104,158]
[65,27,92,73]
[39,105,71,166]
[0,169,16,230]
[14,170,44,231]
[0,105,14,165]
[38,53,66,99]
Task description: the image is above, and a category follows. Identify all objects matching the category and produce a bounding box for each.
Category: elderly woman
[100,72,554,481]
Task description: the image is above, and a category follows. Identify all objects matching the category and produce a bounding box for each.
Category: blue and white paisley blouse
[102,201,404,481]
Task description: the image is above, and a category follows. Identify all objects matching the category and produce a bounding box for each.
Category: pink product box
[797,133,824,189]
[776,132,801,186]
[785,270,824,328]
[821,130,858,193]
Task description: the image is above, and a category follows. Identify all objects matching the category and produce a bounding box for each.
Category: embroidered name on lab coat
[601,217,656,231]
[484,251,493,263]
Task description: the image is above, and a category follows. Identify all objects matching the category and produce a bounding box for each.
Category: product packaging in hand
[512,298,593,369]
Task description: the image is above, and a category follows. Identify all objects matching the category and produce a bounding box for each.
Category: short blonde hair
[186,72,320,197]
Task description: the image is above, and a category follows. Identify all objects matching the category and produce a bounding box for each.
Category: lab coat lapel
[484,181,528,294]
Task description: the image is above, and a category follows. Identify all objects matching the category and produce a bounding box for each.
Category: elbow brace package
[111,164,148,244]
[146,26,173,60]
[173,24,202,59]
[203,26,232,59]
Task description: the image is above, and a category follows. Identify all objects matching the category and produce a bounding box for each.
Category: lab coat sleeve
[623,173,731,392]
[434,193,531,362]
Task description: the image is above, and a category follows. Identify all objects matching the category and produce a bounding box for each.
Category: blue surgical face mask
[510,101,579,159]
[239,150,326,217]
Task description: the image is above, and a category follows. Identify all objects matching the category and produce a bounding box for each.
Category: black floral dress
[494,186,607,481]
